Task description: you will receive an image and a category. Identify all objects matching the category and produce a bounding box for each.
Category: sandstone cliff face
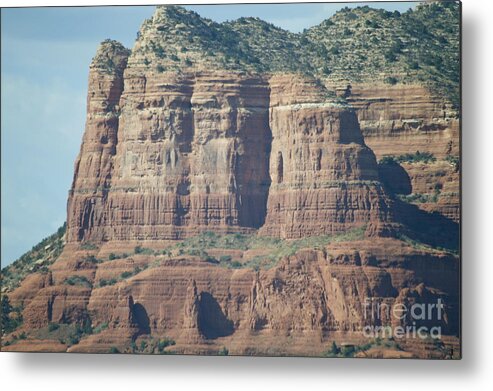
[68,68,271,242]
[66,41,395,244]
[67,41,130,242]
[340,83,460,223]
[345,83,459,159]
[261,75,394,238]
[6,238,458,356]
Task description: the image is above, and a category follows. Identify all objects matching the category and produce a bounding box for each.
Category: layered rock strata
[66,42,395,244]
[343,83,460,222]
[6,238,459,357]
[334,83,459,159]
[261,75,393,238]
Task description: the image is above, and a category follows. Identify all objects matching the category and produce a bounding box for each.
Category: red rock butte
[2,5,460,358]
[66,41,395,243]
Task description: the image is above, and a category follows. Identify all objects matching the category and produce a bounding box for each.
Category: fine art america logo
[362,298,444,340]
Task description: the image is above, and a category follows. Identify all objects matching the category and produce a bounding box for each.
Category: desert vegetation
[1,223,66,292]
[130,3,459,109]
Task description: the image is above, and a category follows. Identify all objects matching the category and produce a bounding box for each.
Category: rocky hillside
[305,2,460,108]
[1,224,66,293]
[126,2,459,109]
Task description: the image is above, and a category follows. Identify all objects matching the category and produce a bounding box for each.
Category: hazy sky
[1,2,419,267]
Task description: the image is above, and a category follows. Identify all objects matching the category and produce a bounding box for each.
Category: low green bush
[64,275,92,288]
[219,255,232,263]
[384,76,398,85]
[157,338,176,353]
[80,243,98,250]
[93,322,108,334]
[380,151,436,165]
[1,296,23,334]
[98,278,117,287]
[445,155,460,170]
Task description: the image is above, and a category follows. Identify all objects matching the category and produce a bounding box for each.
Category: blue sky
[1,2,419,267]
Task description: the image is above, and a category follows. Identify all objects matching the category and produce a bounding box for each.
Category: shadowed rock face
[197,292,234,339]
[344,83,460,223]
[132,302,151,336]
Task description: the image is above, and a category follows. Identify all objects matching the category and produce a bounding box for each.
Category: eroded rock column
[67,40,130,242]
[261,75,394,239]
